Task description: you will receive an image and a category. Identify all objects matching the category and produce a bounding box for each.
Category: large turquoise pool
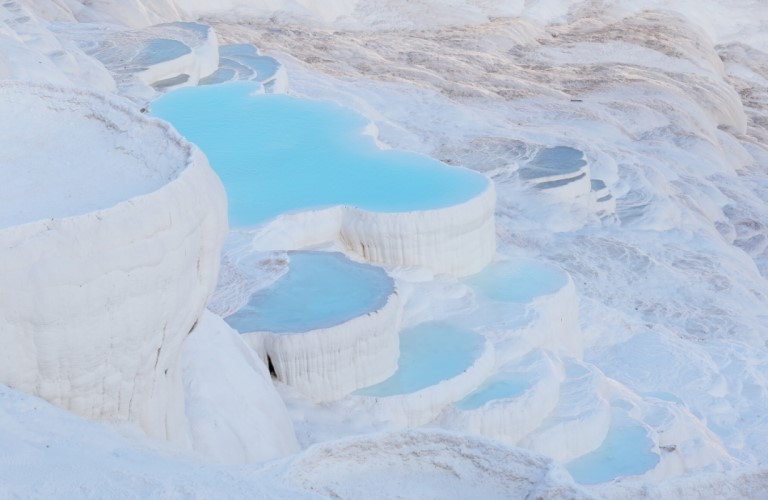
[225,251,394,334]
[151,83,489,227]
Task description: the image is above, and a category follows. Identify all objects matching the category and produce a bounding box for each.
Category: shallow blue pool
[225,251,393,334]
[464,259,567,303]
[151,83,489,227]
[455,375,532,410]
[354,322,485,397]
[566,422,660,484]
[136,39,190,66]
[518,146,586,180]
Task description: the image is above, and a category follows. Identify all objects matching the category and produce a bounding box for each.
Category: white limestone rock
[0,82,227,446]
[182,310,300,464]
[0,1,115,90]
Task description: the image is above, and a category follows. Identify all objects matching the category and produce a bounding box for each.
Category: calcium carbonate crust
[438,352,566,447]
[351,337,495,427]
[135,22,219,88]
[250,180,497,277]
[241,289,402,402]
[0,82,227,445]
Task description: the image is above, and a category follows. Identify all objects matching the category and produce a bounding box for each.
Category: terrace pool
[455,375,532,410]
[225,251,394,334]
[566,418,659,484]
[152,83,489,227]
[464,259,568,303]
[518,146,587,181]
[354,322,486,397]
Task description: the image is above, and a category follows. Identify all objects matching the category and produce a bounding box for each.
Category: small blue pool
[455,375,532,410]
[518,146,586,180]
[225,251,393,334]
[151,83,489,227]
[566,419,660,484]
[354,322,486,397]
[464,259,567,303]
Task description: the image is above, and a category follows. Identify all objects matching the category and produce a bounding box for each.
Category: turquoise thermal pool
[354,322,486,397]
[464,259,568,303]
[225,251,394,334]
[454,375,533,410]
[566,420,660,484]
[151,83,490,227]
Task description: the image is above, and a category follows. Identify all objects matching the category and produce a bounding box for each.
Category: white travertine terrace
[251,181,497,277]
[0,81,227,445]
[519,361,611,462]
[134,23,219,88]
[55,21,219,98]
[241,291,403,402]
[351,338,495,427]
[463,264,583,362]
[439,350,566,447]
[340,182,497,277]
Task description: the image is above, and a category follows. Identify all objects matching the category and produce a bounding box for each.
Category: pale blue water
[151,83,489,227]
[455,375,532,410]
[354,322,485,396]
[220,44,281,80]
[566,422,660,484]
[201,45,282,85]
[225,251,393,334]
[135,39,190,65]
[519,146,586,180]
[464,259,567,303]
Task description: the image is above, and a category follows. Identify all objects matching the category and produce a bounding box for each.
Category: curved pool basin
[151,83,490,227]
[225,251,394,334]
[464,259,568,303]
[354,322,486,397]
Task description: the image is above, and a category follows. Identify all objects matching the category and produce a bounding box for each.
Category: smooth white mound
[0,387,600,498]
[264,429,594,499]
[252,181,497,277]
[0,82,227,445]
[242,290,402,402]
[181,310,299,463]
[0,1,115,89]
[0,84,179,227]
